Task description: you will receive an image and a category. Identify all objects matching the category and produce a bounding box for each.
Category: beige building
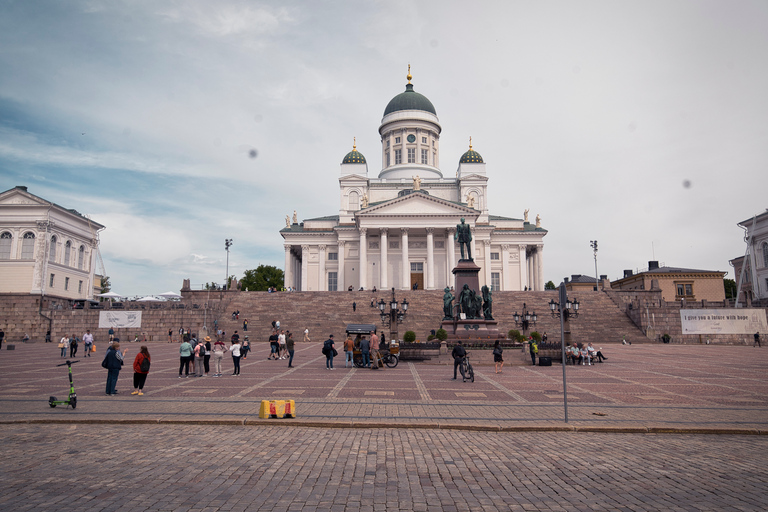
[610,261,726,302]
[280,71,548,292]
[0,186,104,300]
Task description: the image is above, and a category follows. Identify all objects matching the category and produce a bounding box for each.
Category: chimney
[564,277,570,284]
[600,275,607,280]
[571,274,580,281]
[648,261,659,270]
[624,270,633,278]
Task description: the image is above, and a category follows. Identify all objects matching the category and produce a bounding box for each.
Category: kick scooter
[49,360,79,409]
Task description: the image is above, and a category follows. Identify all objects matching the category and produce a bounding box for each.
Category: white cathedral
[281,70,547,292]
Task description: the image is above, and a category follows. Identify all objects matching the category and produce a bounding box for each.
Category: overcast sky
[1,0,766,296]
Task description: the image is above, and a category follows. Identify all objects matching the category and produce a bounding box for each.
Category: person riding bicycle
[452,341,467,380]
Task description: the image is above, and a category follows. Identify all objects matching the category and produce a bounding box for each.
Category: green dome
[342,147,366,164]
[384,84,436,116]
[459,149,483,163]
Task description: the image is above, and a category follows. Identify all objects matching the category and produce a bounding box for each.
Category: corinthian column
[300,245,309,291]
[338,240,346,291]
[380,228,388,289]
[536,245,544,291]
[426,227,435,290]
[284,245,292,289]
[318,244,326,291]
[401,227,410,290]
[359,228,368,290]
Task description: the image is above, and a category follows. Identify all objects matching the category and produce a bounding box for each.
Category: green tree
[240,265,285,291]
[723,278,737,299]
[435,328,448,341]
[403,331,416,343]
[99,276,111,300]
[545,280,556,290]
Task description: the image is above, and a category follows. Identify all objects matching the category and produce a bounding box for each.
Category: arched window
[64,241,71,266]
[21,232,35,259]
[763,242,768,269]
[348,191,360,211]
[49,235,57,262]
[78,245,85,270]
[0,232,12,260]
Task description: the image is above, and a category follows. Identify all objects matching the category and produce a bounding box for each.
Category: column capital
[338,240,346,247]
[318,244,326,251]
[284,245,291,253]
[359,227,367,236]
[380,227,388,235]
[501,244,510,251]
[445,227,455,234]
[483,239,491,247]
[301,245,310,252]
[425,227,434,235]
[401,227,410,234]
[519,244,527,251]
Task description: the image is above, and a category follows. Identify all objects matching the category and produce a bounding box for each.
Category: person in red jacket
[131,346,151,396]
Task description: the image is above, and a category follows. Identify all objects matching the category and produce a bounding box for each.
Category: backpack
[101,349,111,369]
[322,339,333,355]
[140,355,150,373]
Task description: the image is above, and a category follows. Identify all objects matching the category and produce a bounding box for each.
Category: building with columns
[281,72,547,292]
[0,186,104,300]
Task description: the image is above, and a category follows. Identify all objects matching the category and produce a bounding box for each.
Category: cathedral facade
[281,72,547,292]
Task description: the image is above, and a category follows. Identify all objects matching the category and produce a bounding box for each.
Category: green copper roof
[459,149,483,163]
[384,84,436,116]
[342,149,366,164]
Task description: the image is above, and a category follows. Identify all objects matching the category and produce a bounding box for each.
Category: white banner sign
[99,311,142,329]
[680,309,767,335]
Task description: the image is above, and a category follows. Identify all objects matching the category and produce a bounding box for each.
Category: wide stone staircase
[208,290,646,346]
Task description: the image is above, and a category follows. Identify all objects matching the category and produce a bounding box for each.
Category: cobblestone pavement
[1,424,767,511]
[2,342,767,432]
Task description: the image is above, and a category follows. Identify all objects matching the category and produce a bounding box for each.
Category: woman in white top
[59,335,70,357]
[229,341,242,376]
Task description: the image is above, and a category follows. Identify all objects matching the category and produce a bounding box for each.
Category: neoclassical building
[281,71,547,292]
[0,186,104,300]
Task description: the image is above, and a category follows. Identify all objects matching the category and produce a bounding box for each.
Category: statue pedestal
[443,259,505,342]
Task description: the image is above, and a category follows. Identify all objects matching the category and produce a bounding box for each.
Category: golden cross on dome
[353,137,357,151]
[407,64,412,84]
[469,136,473,150]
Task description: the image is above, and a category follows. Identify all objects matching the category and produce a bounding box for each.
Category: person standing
[529,338,538,366]
[82,329,94,357]
[352,301,357,312]
[493,340,504,373]
[243,319,248,331]
[231,330,240,345]
[194,340,206,377]
[344,334,355,368]
[203,336,212,375]
[229,339,242,376]
[286,332,295,368]
[108,327,114,341]
[104,342,127,395]
[131,346,151,395]
[179,338,192,378]
[369,330,380,369]
[212,337,227,376]
[69,333,79,358]
[241,336,250,359]
[59,334,69,357]
[359,336,370,369]
[268,331,279,359]
[45,330,51,343]
[755,332,761,348]
[168,329,173,343]
[278,330,287,359]
[0,328,4,347]
[323,335,336,370]
[452,341,467,380]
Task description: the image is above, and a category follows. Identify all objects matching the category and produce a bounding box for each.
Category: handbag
[332,348,338,357]
[58,343,64,348]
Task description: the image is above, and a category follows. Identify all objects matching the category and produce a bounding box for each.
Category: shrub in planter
[661,333,671,343]
[427,334,436,341]
[530,331,542,342]
[403,331,416,343]
[436,328,448,341]
[508,329,525,342]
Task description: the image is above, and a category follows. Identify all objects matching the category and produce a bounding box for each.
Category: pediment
[0,188,49,206]
[358,192,476,218]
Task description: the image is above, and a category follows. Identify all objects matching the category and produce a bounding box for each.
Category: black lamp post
[549,296,580,320]
[513,302,537,337]
[224,239,233,290]
[549,283,582,424]
[378,287,409,342]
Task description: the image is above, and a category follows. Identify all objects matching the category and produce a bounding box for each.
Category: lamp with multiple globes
[378,287,409,341]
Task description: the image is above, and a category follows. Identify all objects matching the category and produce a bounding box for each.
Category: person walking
[323,335,336,370]
[59,334,69,357]
[108,327,114,341]
[241,336,250,359]
[344,334,355,368]
[212,337,227,376]
[179,338,192,378]
[369,331,380,370]
[352,301,357,312]
[82,329,94,357]
[278,330,287,359]
[755,332,761,348]
[104,342,127,395]
[493,340,504,373]
[194,340,206,377]
[286,332,295,368]
[69,333,79,358]
[303,328,310,342]
[243,319,248,331]
[229,339,242,376]
[131,346,151,395]
[268,331,279,359]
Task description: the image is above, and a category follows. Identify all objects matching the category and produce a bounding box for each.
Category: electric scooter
[49,360,79,409]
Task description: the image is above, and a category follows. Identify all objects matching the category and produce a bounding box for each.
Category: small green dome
[384,83,436,116]
[459,149,483,163]
[342,140,366,164]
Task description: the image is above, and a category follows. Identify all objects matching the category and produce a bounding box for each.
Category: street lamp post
[225,239,233,290]
[550,283,581,423]
[378,287,409,342]
[513,302,537,338]
[590,240,599,291]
